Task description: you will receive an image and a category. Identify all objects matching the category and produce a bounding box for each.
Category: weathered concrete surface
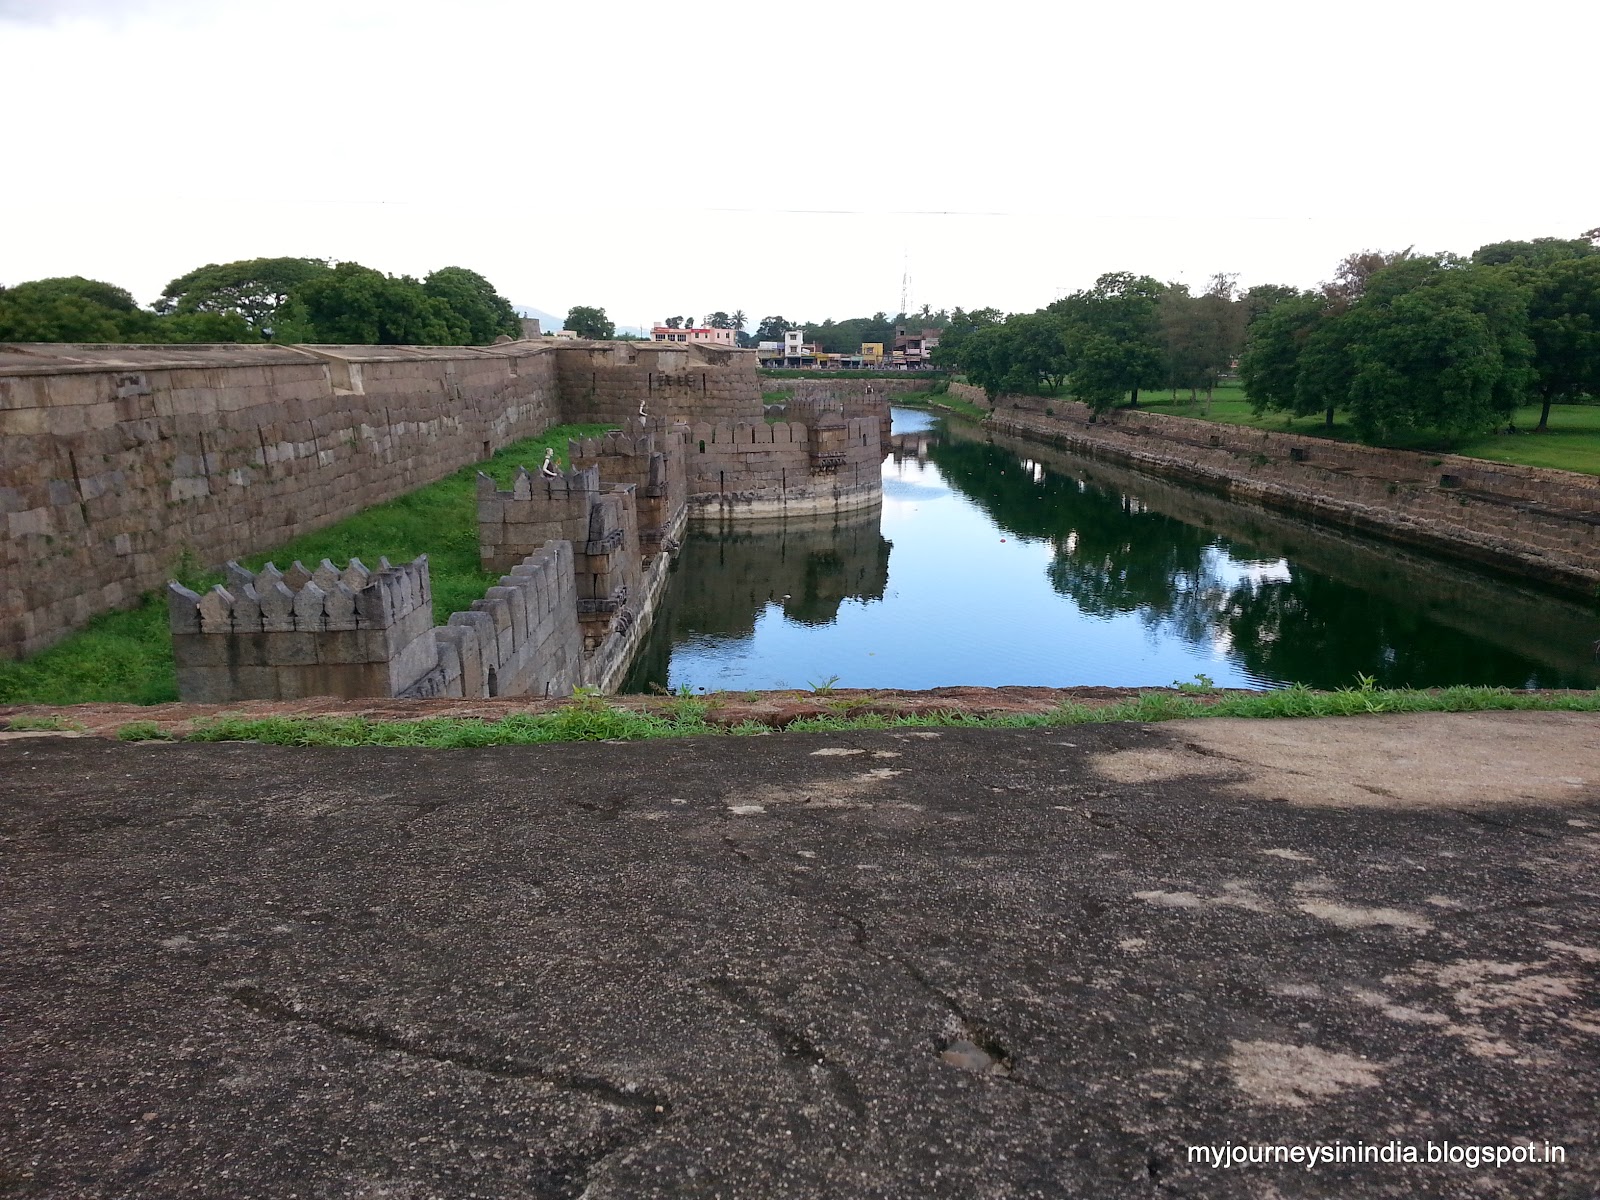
[2,712,1598,1198]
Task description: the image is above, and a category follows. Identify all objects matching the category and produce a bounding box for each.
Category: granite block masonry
[168,547,586,704]
[568,424,689,556]
[1,338,808,660]
[167,556,437,702]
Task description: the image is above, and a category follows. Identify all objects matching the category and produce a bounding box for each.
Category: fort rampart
[557,343,761,427]
[3,339,871,662]
[684,417,884,520]
[143,351,883,701]
[1,342,561,658]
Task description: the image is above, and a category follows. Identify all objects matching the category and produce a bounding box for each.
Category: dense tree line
[935,275,1266,413]
[1242,238,1599,437]
[0,257,523,346]
[936,231,1600,442]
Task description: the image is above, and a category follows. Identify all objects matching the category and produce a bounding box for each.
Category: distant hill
[514,305,564,334]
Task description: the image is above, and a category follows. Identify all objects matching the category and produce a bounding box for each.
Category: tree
[155,257,330,336]
[931,306,1002,370]
[755,315,790,343]
[1052,272,1166,410]
[1523,255,1600,429]
[730,309,747,331]
[1472,237,1597,267]
[1239,292,1333,423]
[1070,333,1164,417]
[1240,283,1301,329]
[1159,285,1207,398]
[0,276,152,342]
[953,323,1016,397]
[421,266,521,344]
[1323,248,1412,308]
[154,310,254,343]
[1341,260,1533,442]
[704,311,733,329]
[663,316,683,329]
[293,263,454,345]
[998,312,1071,393]
[564,305,613,339]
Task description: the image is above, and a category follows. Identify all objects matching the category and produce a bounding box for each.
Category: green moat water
[623,408,1600,694]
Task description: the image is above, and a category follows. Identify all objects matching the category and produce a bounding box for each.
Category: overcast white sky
[2,0,1593,329]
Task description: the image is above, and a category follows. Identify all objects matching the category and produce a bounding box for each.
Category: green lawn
[0,423,610,707]
[892,390,989,422]
[1084,385,1600,477]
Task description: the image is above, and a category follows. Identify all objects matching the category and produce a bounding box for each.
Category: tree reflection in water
[929,429,1598,691]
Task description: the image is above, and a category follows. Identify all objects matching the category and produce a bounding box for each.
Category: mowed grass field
[1115,384,1600,476]
[0,424,610,707]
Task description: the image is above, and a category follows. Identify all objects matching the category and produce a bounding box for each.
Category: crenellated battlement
[679,415,884,518]
[567,424,689,557]
[166,555,438,701]
[408,540,582,700]
[477,464,602,574]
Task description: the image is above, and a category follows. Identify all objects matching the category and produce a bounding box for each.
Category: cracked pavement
[2,711,1598,1198]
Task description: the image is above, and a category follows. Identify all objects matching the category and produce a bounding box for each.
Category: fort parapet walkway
[2,709,1596,1198]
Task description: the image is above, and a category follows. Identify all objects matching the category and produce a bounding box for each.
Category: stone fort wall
[556,342,762,428]
[0,339,772,660]
[683,417,883,520]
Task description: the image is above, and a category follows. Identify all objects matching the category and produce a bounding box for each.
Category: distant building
[652,325,736,347]
[758,331,931,370]
[892,327,940,368]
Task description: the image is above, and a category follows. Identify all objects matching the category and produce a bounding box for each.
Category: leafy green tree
[931,306,1002,370]
[755,315,791,343]
[997,312,1071,393]
[1052,272,1166,409]
[422,266,520,344]
[1472,237,1596,267]
[154,310,254,343]
[1322,248,1412,307]
[1070,333,1164,417]
[155,257,330,336]
[663,316,683,329]
[564,305,613,339]
[0,276,153,342]
[293,263,453,345]
[705,311,733,329]
[1523,255,1600,429]
[1342,260,1533,441]
[954,323,1017,397]
[1239,292,1332,422]
[1240,283,1301,328]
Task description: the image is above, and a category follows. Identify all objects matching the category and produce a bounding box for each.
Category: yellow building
[860,342,884,365]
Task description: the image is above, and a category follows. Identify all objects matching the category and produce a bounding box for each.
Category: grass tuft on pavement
[162,684,1600,747]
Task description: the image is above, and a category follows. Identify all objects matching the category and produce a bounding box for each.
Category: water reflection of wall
[935,421,1600,690]
[623,507,892,691]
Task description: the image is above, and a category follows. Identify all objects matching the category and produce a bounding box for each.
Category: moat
[623,407,1600,694]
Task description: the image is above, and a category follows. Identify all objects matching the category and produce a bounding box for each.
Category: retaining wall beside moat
[953,383,1600,597]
